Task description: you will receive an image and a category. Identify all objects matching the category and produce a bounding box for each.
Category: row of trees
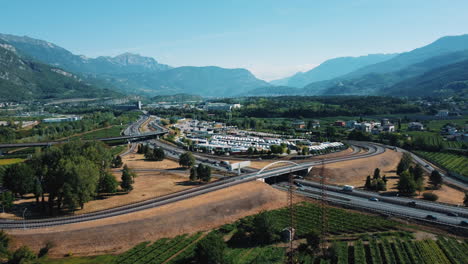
[1,141,126,214]
[396,153,425,196]
[190,164,212,182]
[395,152,445,198]
[138,144,165,161]
[364,168,387,191]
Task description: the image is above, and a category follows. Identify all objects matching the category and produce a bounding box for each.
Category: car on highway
[407,201,417,207]
[447,212,459,217]
[424,164,430,168]
[369,197,379,202]
[295,182,304,188]
[342,185,354,192]
[461,221,468,226]
[426,215,437,220]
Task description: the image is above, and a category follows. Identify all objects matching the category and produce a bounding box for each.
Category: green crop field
[322,237,468,264]
[75,125,124,140]
[407,131,466,149]
[37,202,468,264]
[425,118,468,131]
[0,158,24,166]
[265,202,397,236]
[415,151,468,179]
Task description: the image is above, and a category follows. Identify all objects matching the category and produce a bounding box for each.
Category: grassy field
[72,126,124,140]
[38,255,116,264]
[0,158,24,166]
[425,118,468,131]
[415,151,468,178]
[407,131,466,149]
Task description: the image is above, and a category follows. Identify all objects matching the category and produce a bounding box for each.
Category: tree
[396,153,412,175]
[397,171,416,196]
[179,152,196,168]
[190,167,198,182]
[99,171,118,193]
[197,164,212,182]
[152,147,165,161]
[364,176,372,190]
[325,126,336,138]
[60,157,100,210]
[375,179,387,191]
[373,168,381,179]
[137,144,143,154]
[422,192,438,201]
[33,178,43,204]
[270,145,283,154]
[194,232,227,264]
[3,163,35,197]
[415,177,424,195]
[252,211,280,245]
[412,164,424,181]
[429,170,443,189]
[0,191,14,212]
[9,246,36,264]
[305,230,321,253]
[0,231,10,257]
[120,165,134,192]
[111,155,123,168]
[247,147,254,156]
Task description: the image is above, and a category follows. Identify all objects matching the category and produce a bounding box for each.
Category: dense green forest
[0,141,124,214]
[215,96,421,118]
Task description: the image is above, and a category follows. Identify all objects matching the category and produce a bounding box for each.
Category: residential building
[346,120,358,128]
[436,109,449,117]
[359,122,372,132]
[334,120,346,127]
[408,122,424,131]
[293,120,306,129]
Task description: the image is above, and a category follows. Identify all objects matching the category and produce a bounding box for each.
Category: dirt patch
[307,150,465,205]
[414,230,437,240]
[8,181,287,257]
[308,150,402,189]
[416,185,466,205]
[0,153,189,220]
[121,153,181,170]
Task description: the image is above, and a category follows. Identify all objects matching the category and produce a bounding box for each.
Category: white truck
[342,185,354,192]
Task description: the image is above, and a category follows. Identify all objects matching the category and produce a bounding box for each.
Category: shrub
[422,192,438,201]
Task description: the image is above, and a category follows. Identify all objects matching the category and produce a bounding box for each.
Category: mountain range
[0,33,270,97]
[0,32,467,99]
[0,40,117,100]
[270,53,397,88]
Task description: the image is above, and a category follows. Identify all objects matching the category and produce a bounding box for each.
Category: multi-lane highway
[0,139,384,229]
[274,181,468,228]
[1,117,465,230]
[0,115,166,149]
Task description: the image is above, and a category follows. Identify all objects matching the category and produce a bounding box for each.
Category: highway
[0,141,384,229]
[397,147,467,190]
[1,118,465,230]
[0,115,166,149]
[295,180,468,217]
[274,182,468,228]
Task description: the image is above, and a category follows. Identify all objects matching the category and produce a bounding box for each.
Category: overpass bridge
[0,131,168,149]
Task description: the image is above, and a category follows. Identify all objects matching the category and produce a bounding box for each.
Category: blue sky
[2,0,468,80]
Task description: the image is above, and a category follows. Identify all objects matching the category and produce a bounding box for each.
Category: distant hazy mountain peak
[271,53,397,87]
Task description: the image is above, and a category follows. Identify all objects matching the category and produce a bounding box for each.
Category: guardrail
[296,180,468,218]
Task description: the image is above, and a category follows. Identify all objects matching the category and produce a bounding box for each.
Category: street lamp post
[22,208,27,230]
